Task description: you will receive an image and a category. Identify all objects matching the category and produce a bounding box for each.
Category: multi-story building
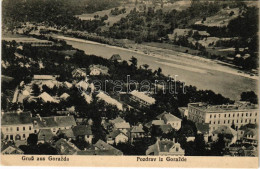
[1,111,34,141]
[130,90,155,107]
[188,102,258,131]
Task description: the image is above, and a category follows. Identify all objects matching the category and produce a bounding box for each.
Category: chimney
[172,138,175,143]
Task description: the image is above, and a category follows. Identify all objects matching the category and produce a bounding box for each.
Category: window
[219,114,221,117]
[34,130,37,133]
[237,114,239,117]
[237,120,238,123]
[233,114,235,117]
[250,113,252,117]
[23,127,25,131]
[17,127,19,131]
[176,147,179,152]
[6,135,9,140]
[214,121,215,124]
[255,119,257,122]
[23,134,26,138]
[224,114,226,117]
[246,113,248,117]
[249,119,251,123]
[10,135,13,140]
[214,115,216,118]
[228,120,230,124]
[218,121,220,124]
[242,113,244,117]
[241,120,243,123]
[224,120,226,124]
[210,115,212,118]
[209,121,211,124]
[255,113,257,116]
[29,126,31,130]
[245,119,247,123]
[6,128,8,132]
[228,114,230,117]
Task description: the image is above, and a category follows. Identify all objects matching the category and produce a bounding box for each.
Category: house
[146,138,185,156]
[94,140,123,155]
[145,120,165,128]
[1,111,34,141]
[33,75,57,81]
[130,125,145,143]
[178,107,188,118]
[212,126,237,145]
[157,112,182,130]
[89,64,109,76]
[1,143,24,154]
[38,92,59,103]
[242,128,258,146]
[54,138,80,155]
[72,125,93,144]
[33,115,76,134]
[72,68,87,78]
[57,129,75,140]
[114,122,131,134]
[96,91,123,111]
[159,124,174,134]
[110,54,122,62]
[109,117,125,124]
[130,90,155,107]
[195,123,210,142]
[107,130,129,145]
[60,93,70,100]
[237,123,257,140]
[37,129,55,143]
[63,81,73,89]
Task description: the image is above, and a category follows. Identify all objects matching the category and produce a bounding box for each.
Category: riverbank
[55,34,258,80]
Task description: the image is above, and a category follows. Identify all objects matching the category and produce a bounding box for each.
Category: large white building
[188,102,258,131]
[1,111,34,141]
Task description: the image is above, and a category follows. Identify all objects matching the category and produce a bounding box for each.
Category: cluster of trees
[110,7,126,16]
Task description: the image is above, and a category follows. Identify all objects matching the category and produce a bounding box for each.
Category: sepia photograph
[0,0,259,168]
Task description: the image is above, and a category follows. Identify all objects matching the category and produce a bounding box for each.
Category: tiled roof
[161,113,181,122]
[55,138,79,155]
[60,93,70,100]
[97,91,123,110]
[94,140,123,155]
[114,122,130,129]
[38,129,55,141]
[57,129,75,138]
[33,116,76,129]
[131,126,144,133]
[159,124,173,133]
[72,125,92,136]
[1,112,32,125]
[130,90,155,105]
[109,117,125,124]
[38,92,59,103]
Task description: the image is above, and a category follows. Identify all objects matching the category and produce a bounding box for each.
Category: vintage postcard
[0,0,259,168]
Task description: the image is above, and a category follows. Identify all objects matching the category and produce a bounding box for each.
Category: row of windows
[6,134,26,140]
[5,126,32,132]
[209,118,257,124]
[209,112,257,119]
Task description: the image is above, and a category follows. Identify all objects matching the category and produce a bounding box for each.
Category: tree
[157,67,162,76]
[240,91,258,104]
[27,134,38,146]
[129,56,137,69]
[142,64,149,70]
[211,134,225,156]
[32,84,40,96]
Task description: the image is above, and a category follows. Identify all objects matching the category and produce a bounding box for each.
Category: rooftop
[38,129,55,141]
[33,75,56,80]
[97,91,123,111]
[189,102,258,112]
[72,125,92,136]
[1,112,32,126]
[33,115,76,129]
[94,140,123,155]
[130,90,155,105]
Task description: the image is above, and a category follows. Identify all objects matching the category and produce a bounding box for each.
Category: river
[56,36,258,101]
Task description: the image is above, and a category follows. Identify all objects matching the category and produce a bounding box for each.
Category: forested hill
[2,0,120,26]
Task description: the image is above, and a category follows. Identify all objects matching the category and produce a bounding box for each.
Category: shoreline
[55,35,258,81]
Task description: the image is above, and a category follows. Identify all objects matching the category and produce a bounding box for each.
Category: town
[1,0,259,157]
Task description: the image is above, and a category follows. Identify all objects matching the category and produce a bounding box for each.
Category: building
[2,37,54,47]
[37,129,55,143]
[130,125,145,143]
[94,140,123,155]
[32,115,76,134]
[1,144,24,154]
[130,90,155,107]
[106,130,129,145]
[72,68,87,78]
[110,54,122,62]
[1,111,34,141]
[188,102,258,131]
[178,107,188,118]
[89,65,109,76]
[33,75,57,81]
[72,125,93,144]
[146,138,185,156]
[54,138,79,155]
[97,91,123,111]
[212,126,238,145]
[195,123,210,142]
[156,112,182,130]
